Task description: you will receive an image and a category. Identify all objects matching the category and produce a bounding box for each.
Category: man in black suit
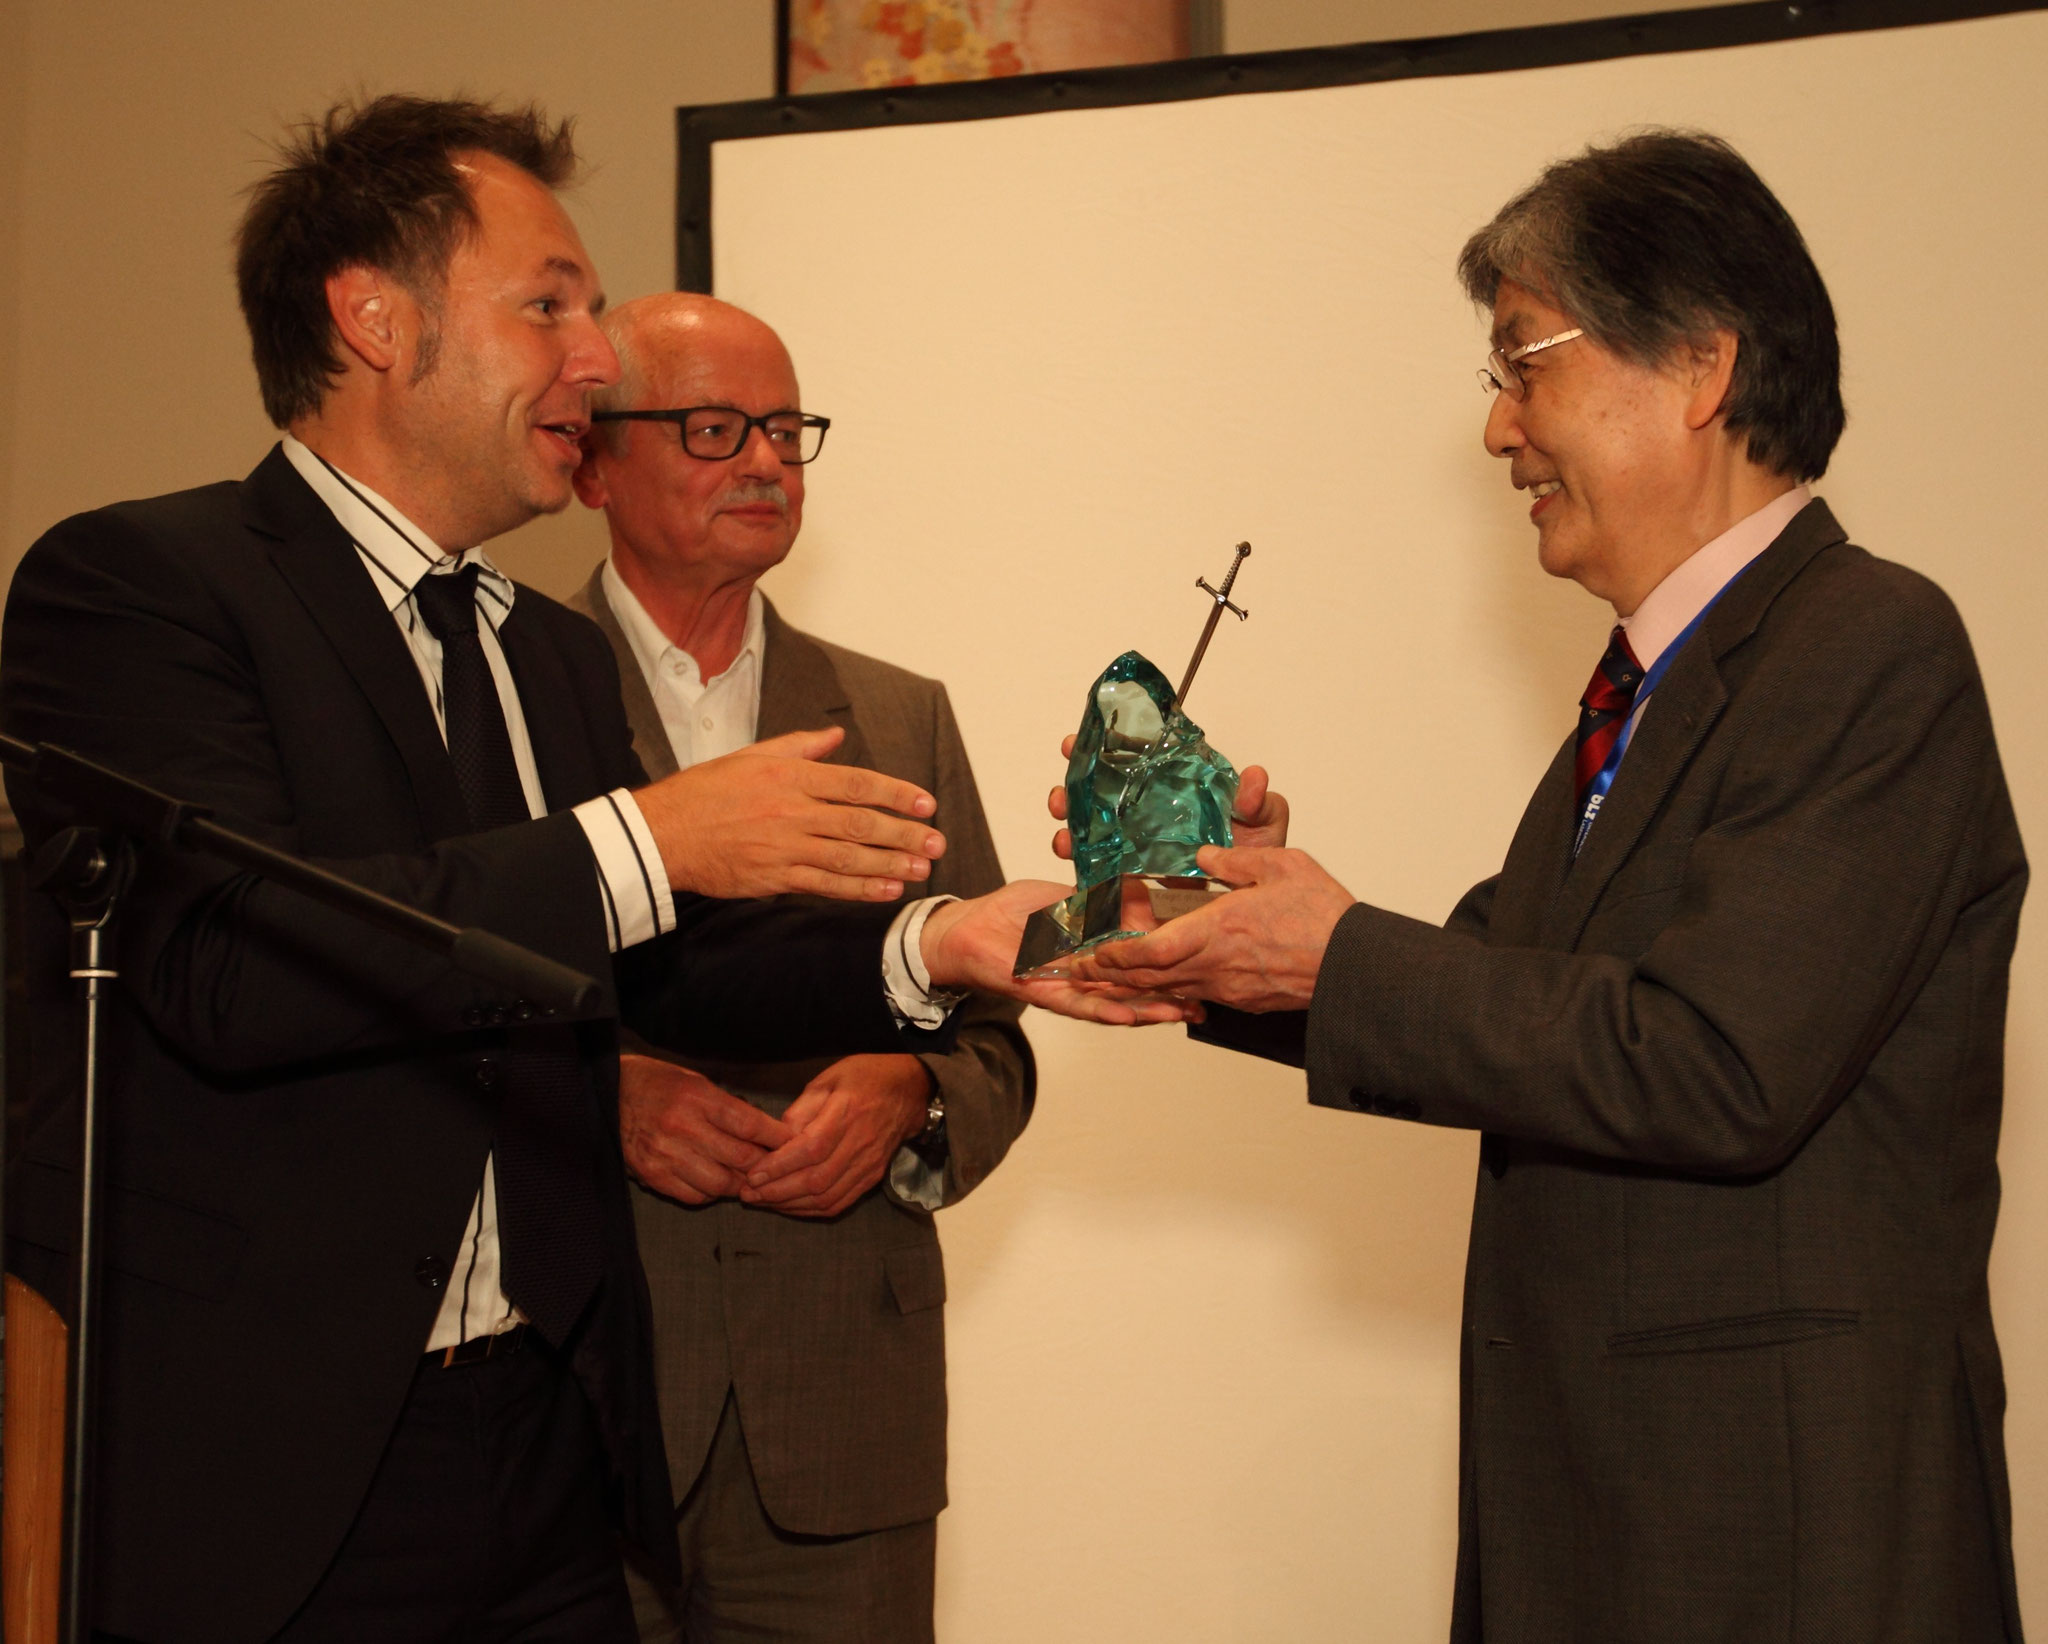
[1075,132,2026,1639]
[2,95,1172,1644]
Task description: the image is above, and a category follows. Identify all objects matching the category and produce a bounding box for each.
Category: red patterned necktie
[1573,624,1644,827]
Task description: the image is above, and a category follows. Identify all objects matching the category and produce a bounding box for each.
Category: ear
[571,436,611,509]
[1683,328,1739,431]
[325,265,410,374]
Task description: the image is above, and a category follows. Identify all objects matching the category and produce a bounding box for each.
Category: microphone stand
[0,734,602,1644]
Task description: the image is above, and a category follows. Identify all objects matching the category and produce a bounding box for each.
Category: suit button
[462,1004,487,1028]
[512,999,535,1023]
[1348,1087,1373,1111]
[1370,1095,1397,1117]
[474,1058,502,1091]
[1395,1099,1423,1121]
[415,1256,448,1291]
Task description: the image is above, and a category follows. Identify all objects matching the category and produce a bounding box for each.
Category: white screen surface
[707,15,2047,1637]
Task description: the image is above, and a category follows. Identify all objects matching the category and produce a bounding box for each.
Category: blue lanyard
[1571,568,1747,856]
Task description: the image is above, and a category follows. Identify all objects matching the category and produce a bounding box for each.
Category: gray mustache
[718,483,789,514]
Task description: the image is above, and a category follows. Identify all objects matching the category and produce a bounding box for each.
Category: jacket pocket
[884,1242,946,1315]
[1607,1308,1859,1357]
[9,1158,247,1301]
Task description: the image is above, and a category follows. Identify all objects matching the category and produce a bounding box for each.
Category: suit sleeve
[899,683,1033,1206]
[1181,857,1509,1073]
[1,510,909,1077]
[1302,581,2024,1174]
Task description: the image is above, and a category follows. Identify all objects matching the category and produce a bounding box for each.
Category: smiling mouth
[536,421,586,457]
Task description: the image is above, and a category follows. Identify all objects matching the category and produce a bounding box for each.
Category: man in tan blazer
[1076,132,2026,1640]
[567,292,1031,1641]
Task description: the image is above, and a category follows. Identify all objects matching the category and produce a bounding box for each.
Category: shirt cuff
[571,789,677,952]
[888,1146,946,1211]
[883,896,966,1029]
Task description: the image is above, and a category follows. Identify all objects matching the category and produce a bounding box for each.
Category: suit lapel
[244,448,469,841]
[1488,739,1575,945]
[573,565,678,781]
[758,599,868,768]
[497,602,604,813]
[1540,498,1849,950]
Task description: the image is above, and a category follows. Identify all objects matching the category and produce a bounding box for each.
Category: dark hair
[235,94,579,427]
[1458,130,1843,482]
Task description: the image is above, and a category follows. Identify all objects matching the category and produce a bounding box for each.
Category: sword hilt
[1196,542,1252,620]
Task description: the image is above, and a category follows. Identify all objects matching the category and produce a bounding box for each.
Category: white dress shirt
[285,436,681,1349]
[603,560,765,767]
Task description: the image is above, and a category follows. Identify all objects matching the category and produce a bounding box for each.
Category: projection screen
[680,7,2048,1636]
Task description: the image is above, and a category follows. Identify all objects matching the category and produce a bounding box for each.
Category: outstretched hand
[920,880,1202,1026]
[1065,845,1355,1013]
[636,725,945,903]
[1047,734,1290,860]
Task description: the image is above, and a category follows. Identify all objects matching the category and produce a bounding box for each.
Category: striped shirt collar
[281,435,516,624]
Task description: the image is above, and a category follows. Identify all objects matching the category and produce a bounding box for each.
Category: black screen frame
[677,0,2048,290]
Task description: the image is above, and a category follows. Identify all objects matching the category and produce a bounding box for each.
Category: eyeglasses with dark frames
[590,406,831,464]
[1477,328,1585,400]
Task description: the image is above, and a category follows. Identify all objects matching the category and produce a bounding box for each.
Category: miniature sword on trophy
[1014,543,1252,977]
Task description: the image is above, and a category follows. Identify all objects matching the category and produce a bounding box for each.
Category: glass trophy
[1014,544,1251,978]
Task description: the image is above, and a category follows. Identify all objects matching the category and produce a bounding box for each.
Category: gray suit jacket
[568,566,1033,1535]
[1202,502,2027,1641]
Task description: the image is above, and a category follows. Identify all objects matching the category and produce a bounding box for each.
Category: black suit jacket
[1199,503,2027,1641]
[1,447,927,1644]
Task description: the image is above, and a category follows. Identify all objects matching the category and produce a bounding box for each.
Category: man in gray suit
[1075,132,2027,1639]
[566,292,1031,1641]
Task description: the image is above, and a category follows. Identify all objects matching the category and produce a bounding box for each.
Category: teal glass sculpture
[1014,650,1239,976]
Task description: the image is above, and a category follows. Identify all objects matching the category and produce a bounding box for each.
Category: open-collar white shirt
[602,559,766,768]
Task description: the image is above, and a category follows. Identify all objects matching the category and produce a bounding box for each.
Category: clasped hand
[619,1050,931,1219]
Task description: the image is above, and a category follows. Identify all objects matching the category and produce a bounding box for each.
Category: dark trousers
[625,1392,935,1644]
[264,1329,635,1643]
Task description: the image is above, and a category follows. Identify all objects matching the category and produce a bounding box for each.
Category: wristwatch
[913,1072,947,1159]
[917,1081,946,1142]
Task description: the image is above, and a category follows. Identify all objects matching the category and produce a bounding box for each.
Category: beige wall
[4,4,2041,1641]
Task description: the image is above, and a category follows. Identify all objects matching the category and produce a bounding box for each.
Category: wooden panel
[4,1275,65,1644]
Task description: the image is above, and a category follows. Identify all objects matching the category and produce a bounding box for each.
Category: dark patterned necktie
[414,564,603,1344]
[1573,624,1644,827]
[412,565,530,832]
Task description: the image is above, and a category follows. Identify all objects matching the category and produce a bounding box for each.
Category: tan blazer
[568,567,1033,1535]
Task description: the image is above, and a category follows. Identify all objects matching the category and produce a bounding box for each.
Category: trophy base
[1012,874,1228,979]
